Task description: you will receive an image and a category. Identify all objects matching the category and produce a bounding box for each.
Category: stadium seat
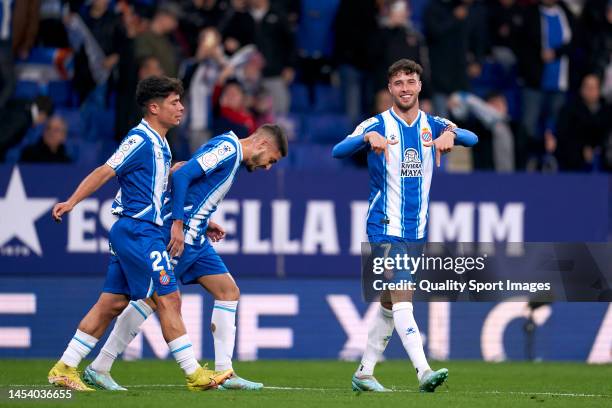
[289,143,343,169]
[48,81,75,107]
[305,113,351,144]
[4,125,44,164]
[290,83,311,113]
[13,80,40,100]
[55,108,82,142]
[313,84,343,113]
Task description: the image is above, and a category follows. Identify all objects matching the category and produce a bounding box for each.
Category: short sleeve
[106,134,147,176]
[349,116,381,137]
[195,139,238,176]
[428,115,457,139]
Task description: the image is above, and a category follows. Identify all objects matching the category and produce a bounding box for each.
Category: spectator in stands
[213,80,256,137]
[372,0,432,112]
[250,0,296,115]
[218,0,256,55]
[37,0,69,47]
[12,0,40,60]
[114,1,152,141]
[138,55,164,80]
[0,95,53,161]
[179,0,229,54]
[580,0,612,82]
[235,50,265,101]
[135,2,181,78]
[449,91,519,172]
[19,115,71,163]
[295,0,339,99]
[0,0,40,109]
[181,27,228,150]
[515,0,575,169]
[486,0,523,68]
[552,74,612,171]
[374,88,393,113]
[424,0,487,118]
[333,0,379,125]
[251,86,274,127]
[71,0,122,102]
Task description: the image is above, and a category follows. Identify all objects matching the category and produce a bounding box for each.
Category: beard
[394,95,418,111]
[246,152,263,172]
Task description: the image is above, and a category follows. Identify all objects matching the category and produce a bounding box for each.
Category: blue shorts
[164,230,229,285]
[103,217,178,300]
[368,234,425,283]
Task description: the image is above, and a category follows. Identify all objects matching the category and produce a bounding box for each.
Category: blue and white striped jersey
[333,108,478,240]
[162,131,243,245]
[106,119,172,226]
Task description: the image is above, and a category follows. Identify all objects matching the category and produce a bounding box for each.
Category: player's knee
[144,297,158,312]
[157,291,182,312]
[97,296,128,319]
[381,301,393,310]
[214,284,240,301]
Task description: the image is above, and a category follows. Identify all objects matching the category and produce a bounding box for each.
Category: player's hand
[170,161,186,174]
[206,221,226,242]
[168,219,185,258]
[365,131,399,163]
[52,201,74,223]
[423,130,455,167]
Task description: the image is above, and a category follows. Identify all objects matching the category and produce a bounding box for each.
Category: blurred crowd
[0,0,610,173]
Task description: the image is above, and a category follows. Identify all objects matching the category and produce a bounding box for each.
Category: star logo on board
[0,167,57,256]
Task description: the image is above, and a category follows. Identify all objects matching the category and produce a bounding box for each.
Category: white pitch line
[6,384,611,398]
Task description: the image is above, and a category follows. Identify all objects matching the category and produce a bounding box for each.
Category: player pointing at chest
[333,59,478,392]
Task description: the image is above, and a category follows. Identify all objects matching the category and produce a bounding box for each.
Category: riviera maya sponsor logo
[401,148,423,178]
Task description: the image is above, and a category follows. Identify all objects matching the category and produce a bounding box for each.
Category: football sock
[60,329,98,368]
[168,334,200,375]
[211,300,238,371]
[91,299,153,373]
[355,305,394,377]
[392,302,431,380]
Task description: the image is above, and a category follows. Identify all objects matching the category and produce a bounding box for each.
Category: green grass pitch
[1,360,611,407]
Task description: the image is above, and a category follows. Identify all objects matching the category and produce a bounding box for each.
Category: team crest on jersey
[401,148,423,177]
[159,269,170,285]
[421,128,432,142]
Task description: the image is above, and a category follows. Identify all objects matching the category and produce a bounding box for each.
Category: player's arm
[425,115,479,167]
[429,114,478,147]
[332,117,389,159]
[167,159,205,258]
[451,127,478,147]
[331,133,368,158]
[52,164,115,222]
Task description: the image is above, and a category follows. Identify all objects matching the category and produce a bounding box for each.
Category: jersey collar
[390,107,421,128]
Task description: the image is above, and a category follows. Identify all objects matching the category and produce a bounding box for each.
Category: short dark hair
[388,59,423,81]
[135,76,184,108]
[259,124,288,157]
